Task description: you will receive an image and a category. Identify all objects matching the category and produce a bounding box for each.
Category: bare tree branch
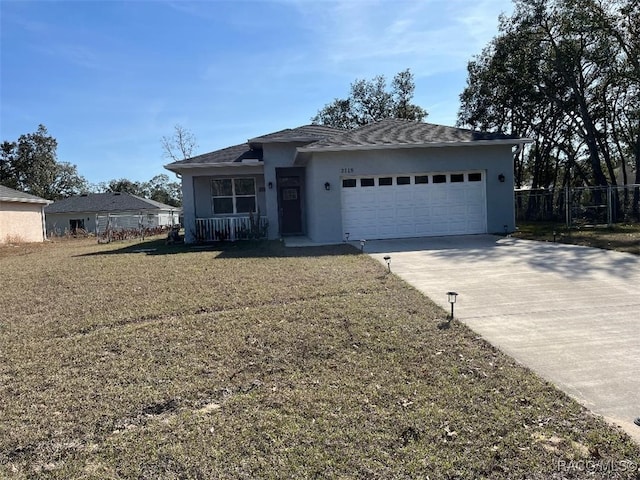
[162,125,198,162]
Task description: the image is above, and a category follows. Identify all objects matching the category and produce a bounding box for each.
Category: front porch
[196,215,268,242]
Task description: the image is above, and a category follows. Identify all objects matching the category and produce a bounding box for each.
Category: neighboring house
[165,119,531,244]
[0,185,51,244]
[45,192,180,236]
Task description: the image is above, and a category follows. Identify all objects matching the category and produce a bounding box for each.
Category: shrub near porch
[1,239,639,478]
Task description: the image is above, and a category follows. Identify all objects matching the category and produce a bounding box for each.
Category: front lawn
[1,238,638,479]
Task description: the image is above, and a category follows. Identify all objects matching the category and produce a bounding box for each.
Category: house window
[379,177,393,186]
[342,179,356,188]
[468,172,482,182]
[212,178,256,214]
[451,173,465,183]
[360,178,375,187]
[433,174,447,184]
[397,176,411,185]
[282,188,298,201]
[415,175,429,184]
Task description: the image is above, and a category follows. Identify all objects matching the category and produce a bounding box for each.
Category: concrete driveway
[366,235,640,442]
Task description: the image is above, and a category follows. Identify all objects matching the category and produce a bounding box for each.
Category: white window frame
[211,177,257,215]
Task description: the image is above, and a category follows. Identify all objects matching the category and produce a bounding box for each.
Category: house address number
[341,168,354,174]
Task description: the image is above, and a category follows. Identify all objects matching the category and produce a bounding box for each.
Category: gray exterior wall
[304,144,515,244]
[181,165,265,243]
[262,144,305,239]
[179,140,516,244]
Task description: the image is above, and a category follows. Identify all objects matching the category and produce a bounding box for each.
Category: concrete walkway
[366,235,640,442]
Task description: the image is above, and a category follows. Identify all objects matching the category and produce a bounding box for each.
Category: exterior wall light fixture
[324,182,331,191]
[268,181,273,189]
[344,232,350,242]
[447,291,458,319]
[360,239,366,252]
[498,174,506,183]
[383,255,391,272]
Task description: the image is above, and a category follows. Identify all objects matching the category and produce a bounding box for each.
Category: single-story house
[165,119,530,244]
[0,185,52,244]
[45,192,180,236]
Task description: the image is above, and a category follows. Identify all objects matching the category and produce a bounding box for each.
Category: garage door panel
[342,172,486,240]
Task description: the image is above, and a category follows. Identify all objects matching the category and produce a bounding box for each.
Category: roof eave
[297,138,534,153]
[164,162,264,172]
[249,136,331,145]
[47,206,179,214]
[0,197,51,204]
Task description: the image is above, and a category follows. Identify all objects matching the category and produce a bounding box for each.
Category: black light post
[447,291,458,320]
[383,255,391,273]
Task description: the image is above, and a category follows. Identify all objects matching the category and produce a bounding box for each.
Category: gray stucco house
[165,119,529,244]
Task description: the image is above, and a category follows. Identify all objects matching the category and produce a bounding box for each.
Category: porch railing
[195,215,268,242]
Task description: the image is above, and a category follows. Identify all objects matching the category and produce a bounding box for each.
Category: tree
[104,178,145,196]
[143,174,181,207]
[0,125,88,200]
[312,69,428,129]
[161,125,198,162]
[458,0,640,195]
[94,174,182,207]
[0,141,18,187]
[51,162,89,200]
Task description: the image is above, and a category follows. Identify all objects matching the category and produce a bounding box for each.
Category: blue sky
[1,0,513,185]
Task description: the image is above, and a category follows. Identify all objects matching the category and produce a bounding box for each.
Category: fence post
[565,186,570,228]
[607,185,613,227]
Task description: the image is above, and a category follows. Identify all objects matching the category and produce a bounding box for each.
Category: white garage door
[341,172,486,240]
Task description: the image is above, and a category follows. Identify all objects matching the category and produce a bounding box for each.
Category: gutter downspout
[41,204,48,241]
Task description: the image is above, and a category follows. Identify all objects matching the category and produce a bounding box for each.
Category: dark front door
[280,186,302,235]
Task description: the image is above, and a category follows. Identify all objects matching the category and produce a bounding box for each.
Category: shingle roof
[248,124,345,144]
[166,143,263,167]
[164,125,344,170]
[0,185,51,204]
[164,120,526,171]
[299,119,523,151]
[44,192,178,214]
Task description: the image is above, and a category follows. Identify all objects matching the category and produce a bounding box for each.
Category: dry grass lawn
[1,237,639,479]
[514,223,640,255]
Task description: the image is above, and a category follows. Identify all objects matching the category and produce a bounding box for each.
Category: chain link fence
[515,184,640,226]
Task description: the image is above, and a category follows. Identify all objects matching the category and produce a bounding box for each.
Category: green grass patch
[1,238,639,478]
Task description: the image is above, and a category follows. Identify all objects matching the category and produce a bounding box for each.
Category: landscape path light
[447,291,458,320]
[383,255,391,273]
[360,239,366,252]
